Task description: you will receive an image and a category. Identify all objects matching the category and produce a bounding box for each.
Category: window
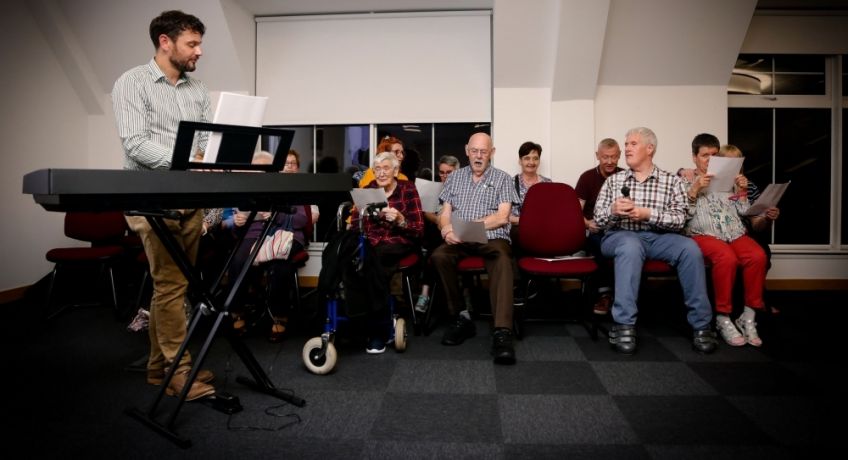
[265,122,488,241]
[728,54,839,249]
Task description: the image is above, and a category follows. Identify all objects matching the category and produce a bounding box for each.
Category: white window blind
[256,11,491,125]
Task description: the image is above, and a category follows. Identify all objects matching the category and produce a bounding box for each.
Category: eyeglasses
[374,166,395,175]
[284,162,299,167]
[390,149,405,156]
[468,148,490,156]
[438,169,453,176]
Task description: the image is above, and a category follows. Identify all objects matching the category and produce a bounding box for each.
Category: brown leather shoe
[147,367,215,386]
[593,293,612,315]
[165,369,215,401]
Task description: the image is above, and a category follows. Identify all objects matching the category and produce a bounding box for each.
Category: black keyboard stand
[124,209,306,448]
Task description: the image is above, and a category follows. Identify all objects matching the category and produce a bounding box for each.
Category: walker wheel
[302,336,337,375]
[394,318,407,352]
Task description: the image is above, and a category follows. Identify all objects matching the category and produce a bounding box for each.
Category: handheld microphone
[621,185,630,199]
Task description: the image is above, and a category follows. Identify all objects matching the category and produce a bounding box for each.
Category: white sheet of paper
[204,92,268,163]
[451,217,487,244]
[415,178,443,213]
[705,156,744,193]
[743,182,790,216]
[350,188,388,211]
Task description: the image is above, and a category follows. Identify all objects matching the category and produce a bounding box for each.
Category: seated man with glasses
[431,133,520,365]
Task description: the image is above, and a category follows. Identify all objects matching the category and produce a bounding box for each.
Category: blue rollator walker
[302,202,408,374]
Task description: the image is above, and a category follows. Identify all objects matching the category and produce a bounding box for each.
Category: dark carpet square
[658,336,772,363]
[592,362,717,395]
[503,444,651,460]
[495,361,606,395]
[647,444,810,459]
[364,440,502,459]
[370,393,501,442]
[615,395,774,445]
[575,336,681,362]
[514,335,587,361]
[387,359,496,394]
[687,362,814,395]
[500,395,639,444]
[728,395,840,447]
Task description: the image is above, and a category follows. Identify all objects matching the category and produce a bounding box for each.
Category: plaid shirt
[594,165,688,232]
[439,165,519,241]
[351,179,424,247]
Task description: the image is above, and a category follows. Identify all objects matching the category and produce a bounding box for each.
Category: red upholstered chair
[515,182,598,338]
[44,211,128,320]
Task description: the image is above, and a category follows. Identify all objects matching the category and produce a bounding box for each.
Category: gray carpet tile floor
[1,285,840,459]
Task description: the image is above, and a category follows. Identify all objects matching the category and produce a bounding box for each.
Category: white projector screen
[256,11,491,125]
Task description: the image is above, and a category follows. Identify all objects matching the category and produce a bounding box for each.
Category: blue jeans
[600,230,712,331]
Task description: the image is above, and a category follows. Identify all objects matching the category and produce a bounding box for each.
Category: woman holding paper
[350,151,424,353]
[683,134,767,347]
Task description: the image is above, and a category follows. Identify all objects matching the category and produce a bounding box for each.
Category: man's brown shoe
[147,368,215,386]
[165,369,215,401]
[593,293,612,315]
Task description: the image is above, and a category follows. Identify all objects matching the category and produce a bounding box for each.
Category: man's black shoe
[441,316,476,345]
[692,329,718,354]
[609,324,637,355]
[491,327,516,365]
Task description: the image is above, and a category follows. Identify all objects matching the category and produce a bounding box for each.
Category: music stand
[170,121,295,172]
[126,121,305,448]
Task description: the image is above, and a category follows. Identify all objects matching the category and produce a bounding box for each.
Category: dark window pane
[264,126,313,172]
[773,74,826,95]
[773,55,825,73]
[376,124,433,180]
[435,123,491,170]
[731,54,826,95]
[774,108,831,244]
[843,55,847,97]
[729,108,773,187]
[843,109,847,245]
[314,125,368,241]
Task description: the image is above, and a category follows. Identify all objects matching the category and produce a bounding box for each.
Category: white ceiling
[233,0,494,16]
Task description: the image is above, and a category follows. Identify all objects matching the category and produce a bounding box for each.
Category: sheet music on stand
[204,92,268,163]
[743,182,790,216]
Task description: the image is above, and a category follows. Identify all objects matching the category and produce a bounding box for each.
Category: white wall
[491,88,552,178]
[594,85,730,173]
[0,1,92,289]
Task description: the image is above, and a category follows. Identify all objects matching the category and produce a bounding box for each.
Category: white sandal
[734,317,763,347]
[716,317,745,347]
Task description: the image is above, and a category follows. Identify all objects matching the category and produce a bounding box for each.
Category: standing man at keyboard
[112,10,214,401]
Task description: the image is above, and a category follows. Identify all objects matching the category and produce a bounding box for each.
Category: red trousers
[693,234,766,314]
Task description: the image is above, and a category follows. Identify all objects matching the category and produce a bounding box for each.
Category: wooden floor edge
[0,286,30,304]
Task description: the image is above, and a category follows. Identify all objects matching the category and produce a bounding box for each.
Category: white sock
[459,310,472,321]
[741,306,756,322]
[420,285,430,297]
[716,314,731,323]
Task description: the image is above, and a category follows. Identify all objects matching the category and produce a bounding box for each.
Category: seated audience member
[575,138,623,315]
[401,148,421,180]
[350,151,424,353]
[720,143,781,311]
[229,150,310,342]
[508,141,551,304]
[431,133,520,365]
[716,145,780,269]
[415,155,460,313]
[358,136,409,188]
[682,134,767,347]
[594,127,716,355]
